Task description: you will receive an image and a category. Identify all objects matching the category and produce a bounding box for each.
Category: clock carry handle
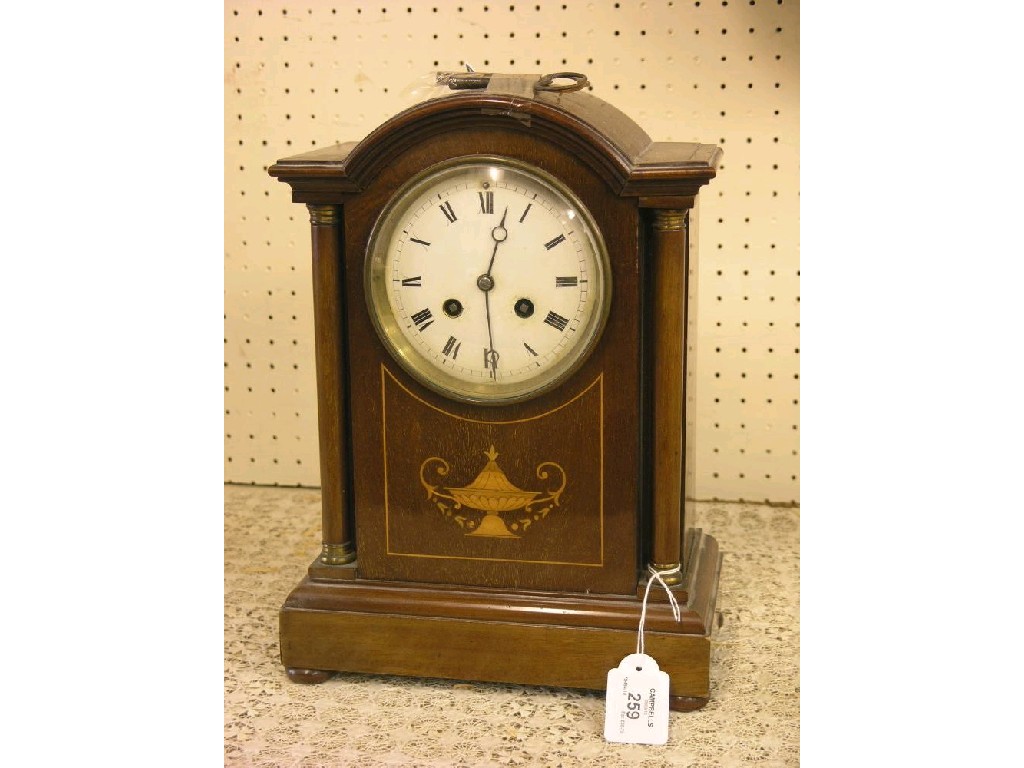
[435,71,590,93]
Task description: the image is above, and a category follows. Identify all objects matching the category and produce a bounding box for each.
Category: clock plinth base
[279,529,721,708]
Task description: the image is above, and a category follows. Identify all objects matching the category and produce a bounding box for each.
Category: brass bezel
[365,156,612,406]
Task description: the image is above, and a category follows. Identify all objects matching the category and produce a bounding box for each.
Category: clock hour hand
[485,206,509,276]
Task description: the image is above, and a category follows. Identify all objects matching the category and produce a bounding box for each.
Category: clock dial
[366,158,611,404]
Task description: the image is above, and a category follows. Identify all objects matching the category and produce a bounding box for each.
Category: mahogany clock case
[347,127,643,595]
[268,76,722,709]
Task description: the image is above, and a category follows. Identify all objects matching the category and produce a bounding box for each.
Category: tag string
[637,565,683,655]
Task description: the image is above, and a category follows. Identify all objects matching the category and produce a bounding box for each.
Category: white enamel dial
[366,157,611,404]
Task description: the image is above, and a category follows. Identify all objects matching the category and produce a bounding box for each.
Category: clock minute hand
[479,206,509,380]
[484,291,499,379]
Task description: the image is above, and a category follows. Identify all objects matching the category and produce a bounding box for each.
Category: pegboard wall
[224,0,799,504]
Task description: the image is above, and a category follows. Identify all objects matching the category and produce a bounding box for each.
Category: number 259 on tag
[603,653,670,745]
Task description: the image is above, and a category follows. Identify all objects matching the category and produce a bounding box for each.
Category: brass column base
[319,542,356,566]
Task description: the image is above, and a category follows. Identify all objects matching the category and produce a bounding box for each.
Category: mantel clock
[268,72,723,710]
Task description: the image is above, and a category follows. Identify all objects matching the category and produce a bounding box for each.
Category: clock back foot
[669,694,709,712]
[286,667,335,684]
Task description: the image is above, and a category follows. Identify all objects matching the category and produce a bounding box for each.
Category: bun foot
[286,667,335,684]
[669,695,709,712]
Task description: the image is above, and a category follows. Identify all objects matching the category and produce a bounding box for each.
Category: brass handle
[534,72,589,93]
[435,71,591,93]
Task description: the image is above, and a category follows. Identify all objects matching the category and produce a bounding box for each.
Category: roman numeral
[409,237,431,247]
[518,203,532,223]
[442,335,461,359]
[543,311,569,332]
[478,191,494,214]
[483,348,500,377]
[523,342,538,357]
[401,276,422,287]
[439,201,457,223]
[555,276,578,288]
[411,308,434,331]
[544,234,566,250]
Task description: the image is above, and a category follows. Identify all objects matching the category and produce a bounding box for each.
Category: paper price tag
[603,653,670,745]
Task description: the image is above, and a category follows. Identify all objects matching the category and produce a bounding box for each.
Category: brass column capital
[308,204,339,226]
[652,209,686,232]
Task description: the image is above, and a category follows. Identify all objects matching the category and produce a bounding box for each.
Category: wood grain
[281,610,711,698]
[269,84,721,203]
[268,75,722,706]
[649,210,688,579]
[280,528,720,702]
[281,528,720,705]
[307,205,355,564]
[340,124,643,594]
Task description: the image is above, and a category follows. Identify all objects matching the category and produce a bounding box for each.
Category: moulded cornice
[269,85,721,204]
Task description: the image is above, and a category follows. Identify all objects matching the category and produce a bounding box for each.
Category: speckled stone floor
[225,485,799,767]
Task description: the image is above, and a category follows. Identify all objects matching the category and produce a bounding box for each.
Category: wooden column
[649,209,688,585]
[308,204,355,565]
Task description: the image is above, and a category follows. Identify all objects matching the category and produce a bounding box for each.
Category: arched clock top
[267,70,724,710]
[268,73,722,205]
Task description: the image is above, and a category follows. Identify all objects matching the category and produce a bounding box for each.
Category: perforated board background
[224,0,799,504]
